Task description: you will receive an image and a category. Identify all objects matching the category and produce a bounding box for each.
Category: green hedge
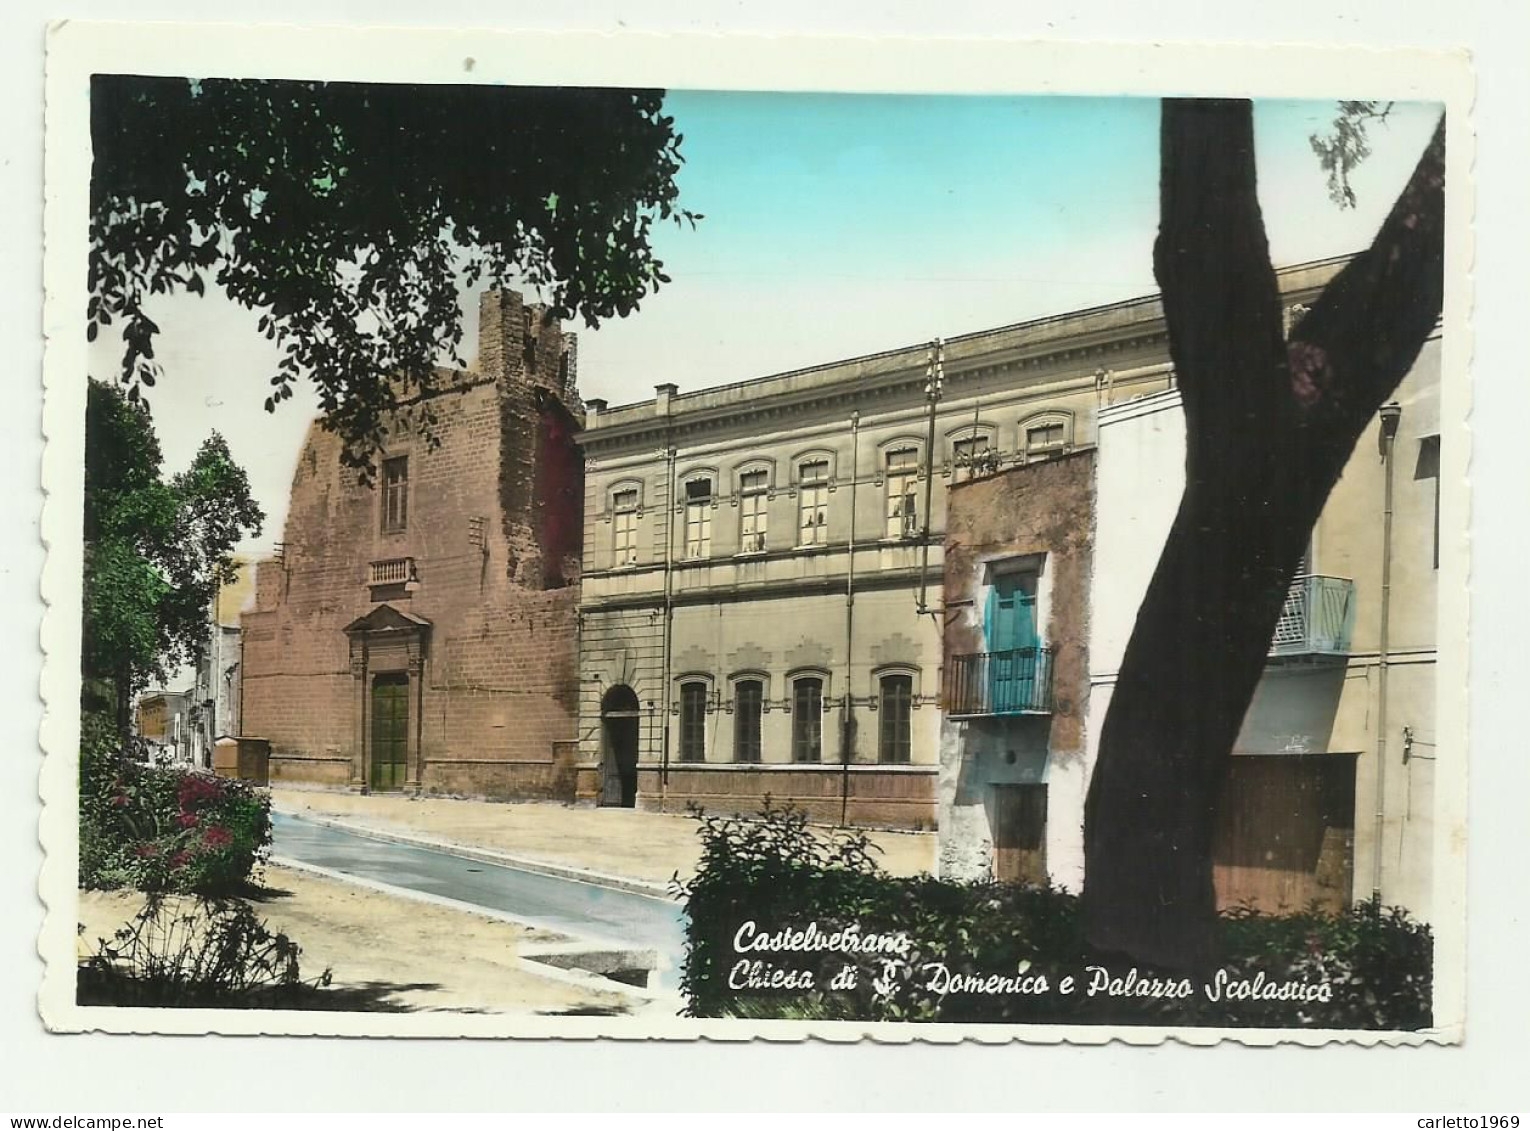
[675,804,1433,1030]
[80,712,271,894]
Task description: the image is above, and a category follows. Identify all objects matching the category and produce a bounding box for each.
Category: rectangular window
[1417,435,1441,570]
[885,449,919,539]
[381,456,409,533]
[733,680,763,763]
[679,682,707,762]
[878,674,913,764]
[798,460,829,546]
[684,478,713,559]
[792,677,823,763]
[953,436,992,483]
[739,470,768,553]
[1026,423,1066,458]
[612,489,639,566]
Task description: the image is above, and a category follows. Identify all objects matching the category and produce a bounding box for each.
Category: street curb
[272,808,680,900]
[268,854,678,1007]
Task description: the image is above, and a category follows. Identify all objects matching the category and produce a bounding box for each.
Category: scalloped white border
[39,21,1475,1044]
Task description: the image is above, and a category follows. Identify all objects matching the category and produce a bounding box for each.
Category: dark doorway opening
[992,783,1048,885]
[600,684,640,808]
[370,673,409,791]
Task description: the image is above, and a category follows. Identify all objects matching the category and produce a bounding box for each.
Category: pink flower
[169,850,192,869]
[133,843,160,858]
[177,774,224,810]
[202,825,233,849]
[110,793,129,808]
[176,811,199,829]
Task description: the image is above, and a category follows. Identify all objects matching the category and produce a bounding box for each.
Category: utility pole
[1372,401,1402,901]
[917,338,944,615]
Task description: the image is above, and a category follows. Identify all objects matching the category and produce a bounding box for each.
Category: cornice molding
[582,333,1171,454]
[580,256,1352,454]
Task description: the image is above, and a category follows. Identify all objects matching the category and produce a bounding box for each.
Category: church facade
[239,290,586,798]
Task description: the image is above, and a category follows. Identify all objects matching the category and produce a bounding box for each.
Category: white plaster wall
[1087,388,1187,679]
[937,715,1050,881]
[1061,390,1187,888]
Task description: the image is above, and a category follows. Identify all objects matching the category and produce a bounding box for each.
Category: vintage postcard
[38,23,1472,1042]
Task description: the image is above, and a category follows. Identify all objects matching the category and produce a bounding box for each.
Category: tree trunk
[114,665,132,746]
[1081,100,1446,971]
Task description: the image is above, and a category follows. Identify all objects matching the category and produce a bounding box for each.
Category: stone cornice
[581,329,1166,453]
[580,255,1354,454]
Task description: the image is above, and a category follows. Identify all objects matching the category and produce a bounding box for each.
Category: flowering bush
[676,803,1433,1030]
[79,714,270,894]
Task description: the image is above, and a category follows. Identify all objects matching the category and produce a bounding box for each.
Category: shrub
[79,715,271,894]
[78,895,331,1008]
[675,803,1433,1030]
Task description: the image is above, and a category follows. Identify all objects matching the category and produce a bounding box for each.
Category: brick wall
[241,289,584,800]
[942,450,1096,750]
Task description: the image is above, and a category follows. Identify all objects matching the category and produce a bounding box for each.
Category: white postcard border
[39,20,1476,1044]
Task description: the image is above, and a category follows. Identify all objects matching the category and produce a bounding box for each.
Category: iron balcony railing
[1270,574,1356,657]
[945,646,1055,717]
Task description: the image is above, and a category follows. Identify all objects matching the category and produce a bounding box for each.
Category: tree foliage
[89,76,698,475]
[83,380,264,722]
[1309,100,1396,210]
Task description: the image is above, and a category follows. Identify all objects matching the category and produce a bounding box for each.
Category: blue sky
[573,93,1440,402]
[89,92,1444,555]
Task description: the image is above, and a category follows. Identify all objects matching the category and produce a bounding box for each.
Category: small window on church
[382,457,409,533]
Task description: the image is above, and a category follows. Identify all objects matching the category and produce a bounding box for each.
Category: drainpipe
[659,437,677,811]
[1372,402,1402,901]
[841,411,861,826]
[917,339,944,615]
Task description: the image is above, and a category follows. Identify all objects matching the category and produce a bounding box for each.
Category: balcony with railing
[945,646,1055,717]
[1269,574,1356,658]
[368,556,419,591]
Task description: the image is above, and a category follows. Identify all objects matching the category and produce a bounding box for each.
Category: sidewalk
[270,786,937,885]
[78,864,639,1015]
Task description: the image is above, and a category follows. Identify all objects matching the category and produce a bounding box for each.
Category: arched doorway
[600,684,641,808]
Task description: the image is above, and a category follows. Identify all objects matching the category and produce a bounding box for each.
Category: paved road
[270,811,689,985]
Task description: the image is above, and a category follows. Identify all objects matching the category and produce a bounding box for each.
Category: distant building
[239,290,585,797]
[189,557,257,762]
[135,688,197,765]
